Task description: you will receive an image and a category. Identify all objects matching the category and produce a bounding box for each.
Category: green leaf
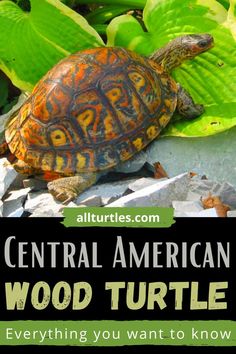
[217,0,230,9]
[0,0,104,91]
[107,0,236,137]
[85,5,132,24]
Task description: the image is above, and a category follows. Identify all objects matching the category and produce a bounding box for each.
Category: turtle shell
[5,47,178,175]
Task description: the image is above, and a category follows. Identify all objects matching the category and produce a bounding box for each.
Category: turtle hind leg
[177,83,204,119]
[47,173,97,204]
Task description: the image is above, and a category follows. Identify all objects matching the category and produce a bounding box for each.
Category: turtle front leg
[177,83,204,119]
[47,173,97,204]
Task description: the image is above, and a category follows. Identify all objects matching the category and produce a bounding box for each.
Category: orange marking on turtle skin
[43,171,63,181]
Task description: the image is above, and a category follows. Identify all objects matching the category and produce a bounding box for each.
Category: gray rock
[23,178,47,191]
[172,200,203,213]
[75,178,137,205]
[77,195,102,207]
[3,188,31,217]
[147,127,236,188]
[227,210,236,217]
[128,177,168,192]
[188,180,236,209]
[115,151,147,173]
[0,158,18,199]
[29,210,63,217]
[25,192,63,215]
[107,173,190,207]
[175,208,218,217]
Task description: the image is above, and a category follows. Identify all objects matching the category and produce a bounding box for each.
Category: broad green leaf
[85,5,132,24]
[107,0,236,137]
[0,0,104,91]
[217,0,230,9]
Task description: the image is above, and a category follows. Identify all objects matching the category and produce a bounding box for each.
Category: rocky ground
[0,157,236,217]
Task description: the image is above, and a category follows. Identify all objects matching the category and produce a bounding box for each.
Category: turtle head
[150,33,214,72]
[181,33,214,58]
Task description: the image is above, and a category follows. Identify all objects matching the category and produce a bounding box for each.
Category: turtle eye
[198,39,209,48]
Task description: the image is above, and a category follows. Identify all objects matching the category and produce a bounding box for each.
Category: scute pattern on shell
[5,47,178,175]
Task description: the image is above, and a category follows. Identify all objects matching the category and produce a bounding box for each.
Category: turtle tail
[0,141,9,155]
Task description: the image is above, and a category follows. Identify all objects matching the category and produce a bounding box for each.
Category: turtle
[3,33,214,203]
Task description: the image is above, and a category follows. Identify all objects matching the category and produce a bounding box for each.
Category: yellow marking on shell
[146,125,159,140]
[165,99,172,108]
[129,72,146,90]
[55,155,65,172]
[104,115,118,140]
[5,116,18,143]
[159,114,171,127]
[76,152,86,170]
[106,87,122,104]
[51,129,67,147]
[41,153,54,171]
[14,139,26,161]
[7,131,20,154]
[120,149,132,161]
[132,137,144,151]
[161,77,168,86]
[77,109,94,136]
[19,103,31,125]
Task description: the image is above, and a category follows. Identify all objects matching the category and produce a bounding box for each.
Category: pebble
[107,173,190,207]
[227,210,236,217]
[75,178,137,205]
[172,200,203,213]
[77,195,102,207]
[175,208,218,217]
[189,180,236,209]
[128,177,168,192]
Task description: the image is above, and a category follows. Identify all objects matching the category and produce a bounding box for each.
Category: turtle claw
[47,174,97,204]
